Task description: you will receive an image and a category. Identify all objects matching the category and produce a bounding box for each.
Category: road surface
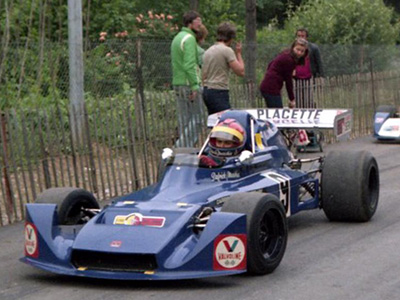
[1,136,399,300]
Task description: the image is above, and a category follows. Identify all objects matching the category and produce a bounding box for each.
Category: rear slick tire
[321,151,379,222]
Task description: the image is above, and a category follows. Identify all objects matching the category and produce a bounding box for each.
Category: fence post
[84,105,98,193]
[127,107,140,190]
[370,59,376,112]
[0,112,14,220]
[38,111,51,188]
[135,39,150,186]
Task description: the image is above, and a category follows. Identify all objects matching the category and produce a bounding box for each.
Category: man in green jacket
[171,10,203,147]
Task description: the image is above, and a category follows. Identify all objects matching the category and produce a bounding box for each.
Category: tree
[245,0,257,85]
[284,0,399,45]
[256,0,303,28]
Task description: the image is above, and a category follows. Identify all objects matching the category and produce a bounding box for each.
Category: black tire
[321,151,379,222]
[376,105,396,118]
[221,192,288,275]
[35,187,100,225]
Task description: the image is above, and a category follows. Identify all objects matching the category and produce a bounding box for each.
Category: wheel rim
[367,165,379,210]
[258,208,285,259]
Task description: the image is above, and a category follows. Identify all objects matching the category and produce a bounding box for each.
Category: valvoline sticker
[25,223,39,258]
[213,234,247,271]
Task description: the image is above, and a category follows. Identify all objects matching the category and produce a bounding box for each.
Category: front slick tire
[35,187,99,225]
[222,192,288,275]
[322,151,379,222]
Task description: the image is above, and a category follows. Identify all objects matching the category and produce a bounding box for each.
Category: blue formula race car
[373,105,400,140]
[21,109,379,280]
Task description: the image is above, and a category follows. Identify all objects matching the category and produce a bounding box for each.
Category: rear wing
[207,108,353,141]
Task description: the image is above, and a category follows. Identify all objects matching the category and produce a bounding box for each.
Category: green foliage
[285,0,399,45]
[256,0,303,28]
[258,0,400,76]
[199,0,245,40]
[0,42,70,110]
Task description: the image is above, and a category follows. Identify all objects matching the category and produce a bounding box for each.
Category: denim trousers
[173,86,204,148]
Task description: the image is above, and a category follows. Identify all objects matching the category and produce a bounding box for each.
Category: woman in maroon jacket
[260,38,308,108]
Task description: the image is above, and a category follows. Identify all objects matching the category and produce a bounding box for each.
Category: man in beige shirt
[202,22,244,115]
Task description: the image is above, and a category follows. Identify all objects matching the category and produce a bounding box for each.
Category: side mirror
[239,150,254,165]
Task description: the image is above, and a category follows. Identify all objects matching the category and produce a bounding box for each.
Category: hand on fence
[288,100,296,108]
[189,91,197,101]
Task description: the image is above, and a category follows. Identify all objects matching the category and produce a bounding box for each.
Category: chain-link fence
[2,40,400,107]
[1,40,400,226]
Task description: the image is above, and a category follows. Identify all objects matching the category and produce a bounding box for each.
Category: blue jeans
[173,86,204,148]
[261,93,283,108]
[203,87,231,115]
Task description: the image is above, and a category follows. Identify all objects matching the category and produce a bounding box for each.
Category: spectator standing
[259,38,308,108]
[202,22,245,115]
[195,24,208,69]
[294,28,324,108]
[171,11,203,147]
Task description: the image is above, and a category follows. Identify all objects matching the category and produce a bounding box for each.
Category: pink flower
[139,14,144,18]
[136,17,142,23]
[99,36,106,41]
[160,13,165,20]
[106,52,112,57]
[139,29,146,33]
[99,31,107,37]
[115,32,120,38]
[155,14,160,19]
[167,15,173,20]
[148,11,153,18]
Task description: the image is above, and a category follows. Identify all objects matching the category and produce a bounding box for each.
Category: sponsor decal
[337,114,352,137]
[297,129,310,146]
[256,108,323,124]
[25,223,39,258]
[383,125,400,132]
[211,171,240,181]
[110,240,122,248]
[262,172,291,216]
[213,234,247,271]
[375,117,384,124]
[113,213,165,227]
[245,108,352,131]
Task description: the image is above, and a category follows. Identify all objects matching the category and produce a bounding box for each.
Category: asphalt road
[1,136,399,300]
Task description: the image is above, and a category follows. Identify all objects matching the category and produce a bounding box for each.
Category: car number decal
[262,172,291,216]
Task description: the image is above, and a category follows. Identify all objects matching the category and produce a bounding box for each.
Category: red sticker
[213,234,246,271]
[25,223,39,258]
[113,213,165,227]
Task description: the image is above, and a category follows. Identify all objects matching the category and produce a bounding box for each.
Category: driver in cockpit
[199,118,246,167]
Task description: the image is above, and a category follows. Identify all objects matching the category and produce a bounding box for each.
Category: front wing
[21,203,248,280]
